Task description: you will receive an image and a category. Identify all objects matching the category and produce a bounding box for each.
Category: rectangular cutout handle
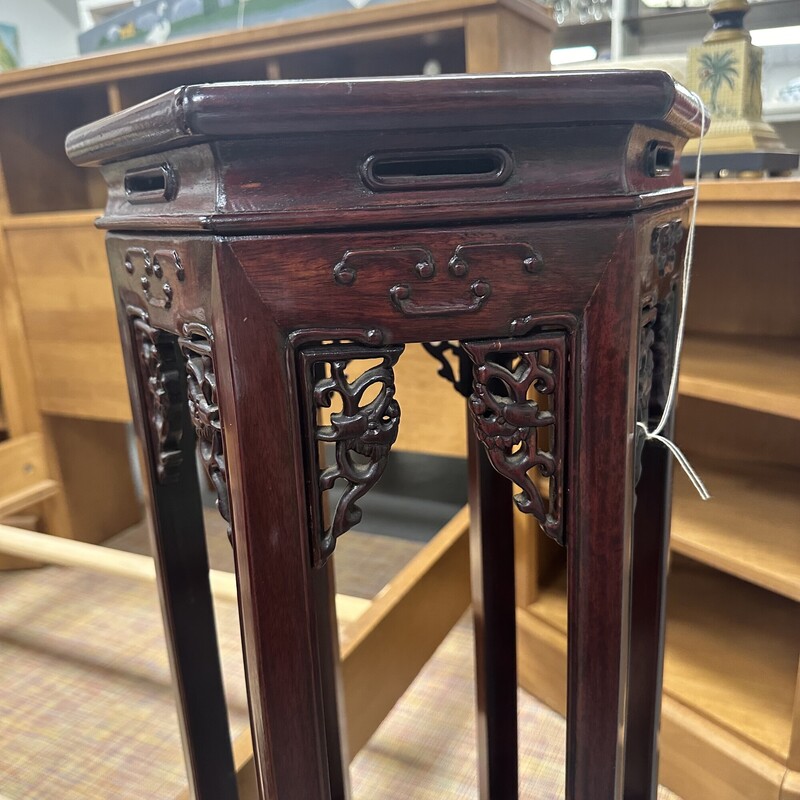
[124,163,177,204]
[361,147,513,192]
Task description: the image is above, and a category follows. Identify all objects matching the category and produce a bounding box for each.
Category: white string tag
[637,91,711,501]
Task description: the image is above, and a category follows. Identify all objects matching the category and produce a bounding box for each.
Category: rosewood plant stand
[66,73,703,800]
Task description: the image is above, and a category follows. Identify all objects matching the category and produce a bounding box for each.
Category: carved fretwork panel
[421,341,473,398]
[635,289,678,486]
[178,323,233,542]
[129,307,184,483]
[463,333,567,545]
[650,220,684,276]
[298,343,404,567]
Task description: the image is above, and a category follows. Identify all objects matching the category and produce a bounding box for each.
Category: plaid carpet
[352,623,680,800]
[0,512,680,799]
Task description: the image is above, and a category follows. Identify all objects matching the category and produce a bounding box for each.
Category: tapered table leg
[624,422,675,800]
[468,414,519,800]
[213,249,349,800]
[566,256,640,800]
[116,310,238,800]
[313,560,351,800]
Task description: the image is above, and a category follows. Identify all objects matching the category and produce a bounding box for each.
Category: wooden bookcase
[0,5,554,790]
[0,0,554,554]
[516,179,800,800]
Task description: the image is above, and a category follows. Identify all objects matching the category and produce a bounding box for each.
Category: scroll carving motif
[128,307,183,483]
[463,333,567,545]
[178,323,233,541]
[650,220,684,276]
[332,241,542,318]
[635,290,677,485]
[421,341,473,398]
[124,246,185,309]
[298,343,404,567]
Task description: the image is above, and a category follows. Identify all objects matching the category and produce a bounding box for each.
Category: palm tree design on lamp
[0,42,15,72]
[746,51,762,115]
[698,50,739,114]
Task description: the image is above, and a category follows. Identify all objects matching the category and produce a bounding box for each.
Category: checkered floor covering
[0,513,680,799]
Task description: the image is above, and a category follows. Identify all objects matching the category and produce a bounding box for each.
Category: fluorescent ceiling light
[751,26,800,47]
[550,46,598,66]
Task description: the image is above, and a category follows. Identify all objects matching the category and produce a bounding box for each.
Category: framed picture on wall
[0,24,19,72]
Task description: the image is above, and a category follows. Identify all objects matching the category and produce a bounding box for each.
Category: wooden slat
[464,6,551,72]
[672,459,800,602]
[392,344,467,457]
[676,398,800,472]
[660,697,785,800]
[665,560,799,764]
[679,334,800,421]
[783,770,800,800]
[2,209,102,229]
[0,523,371,626]
[0,433,51,500]
[6,225,131,422]
[0,220,42,435]
[517,605,788,800]
[516,604,566,713]
[0,0,553,98]
[790,660,800,773]
[527,559,800,764]
[687,228,800,340]
[0,481,59,519]
[695,179,800,228]
[341,504,470,752]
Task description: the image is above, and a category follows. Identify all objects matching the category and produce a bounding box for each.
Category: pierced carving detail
[299,343,404,567]
[463,333,567,545]
[421,341,473,398]
[129,307,183,483]
[179,323,233,541]
[650,220,684,276]
[635,290,677,485]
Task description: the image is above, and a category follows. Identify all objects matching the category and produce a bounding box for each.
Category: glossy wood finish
[566,230,637,800]
[468,415,518,798]
[114,301,238,800]
[625,426,675,800]
[0,0,551,572]
[68,73,703,799]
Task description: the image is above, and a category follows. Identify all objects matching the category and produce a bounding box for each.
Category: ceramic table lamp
[683,0,798,176]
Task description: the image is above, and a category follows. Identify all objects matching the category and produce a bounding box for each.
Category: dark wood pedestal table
[66,73,703,800]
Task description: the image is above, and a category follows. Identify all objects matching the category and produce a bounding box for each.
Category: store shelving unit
[0,0,553,562]
[517,179,800,800]
[551,0,800,59]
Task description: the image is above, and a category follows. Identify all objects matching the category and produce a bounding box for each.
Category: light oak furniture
[0,0,554,563]
[515,178,800,800]
[0,6,552,796]
[67,71,702,799]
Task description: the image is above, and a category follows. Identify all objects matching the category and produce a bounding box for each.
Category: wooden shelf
[695,179,800,229]
[664,558,799,764]
[672,458,800,602]
[527,558,800,764]
[0,0,553,99]
[0,479,59,519]
[679,333,800,420]
[1,209,103,228]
